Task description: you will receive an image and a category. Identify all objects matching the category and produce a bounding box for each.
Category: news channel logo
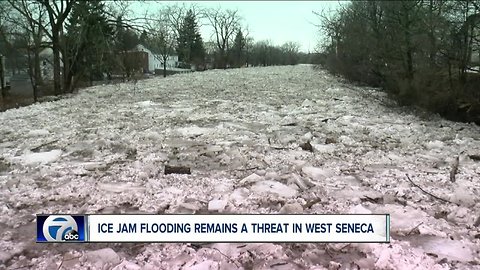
[37,215,87,242]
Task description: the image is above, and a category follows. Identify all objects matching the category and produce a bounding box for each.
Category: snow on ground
[0,65,480,269]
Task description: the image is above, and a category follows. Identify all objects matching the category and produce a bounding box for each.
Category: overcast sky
[131,1,343,53]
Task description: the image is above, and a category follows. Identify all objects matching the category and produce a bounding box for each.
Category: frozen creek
[0,65,479,269]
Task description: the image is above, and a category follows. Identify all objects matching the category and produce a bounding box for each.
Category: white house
[132,44,178,73]
[160,54,179,69]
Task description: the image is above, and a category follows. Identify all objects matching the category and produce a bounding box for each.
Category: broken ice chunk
[424,140,444,150]
[251,180,298,198]
[417,237,475,262]
[301,99,315,107]
[239,173,264,185]
[450,186,476,207]
[176,126,210,137]
[265,171,278,180]
[311,143,336,153]
[97,183,146,193]
[213,182,234,193]
[302,166,333,182]
[21,149,62,165]
[230,188,250,203]
[137,100,155,107]
[27,129,50,137]
[338,135,355,145]
[208,199,228,212]
[303,132,313,140]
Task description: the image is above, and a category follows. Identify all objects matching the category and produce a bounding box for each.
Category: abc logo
[43,215,79,242]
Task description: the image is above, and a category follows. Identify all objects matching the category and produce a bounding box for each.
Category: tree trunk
[428,0,436,67]
[163,59,167,78]
[219,49,226,69]
[406,46,414,80]
[0,55,5,99]
[89,70,93,87]
[34,50,42,86]
[65,70,73,93]
[63,54,72,92]
[52,29,62,95]
[448,59,453,89]
[61,29,72,93]
[33,26,43,87]
[403,15,414,80]
[27,48,38,103]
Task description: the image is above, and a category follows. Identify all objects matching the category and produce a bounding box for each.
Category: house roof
[132,44,152,54]
[130,44,178,59]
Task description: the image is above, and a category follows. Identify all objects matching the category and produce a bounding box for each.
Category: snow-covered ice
[26,129,50,137]
[1,65,479,269]
[19,149,63,165]
[207,199,228,212]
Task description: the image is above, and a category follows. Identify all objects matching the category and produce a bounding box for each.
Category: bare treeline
[317,1,480,124]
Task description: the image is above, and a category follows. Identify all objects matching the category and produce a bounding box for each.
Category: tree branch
[405,174,456,205]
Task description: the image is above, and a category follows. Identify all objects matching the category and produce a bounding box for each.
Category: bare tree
[452,1,480,83]
[4,1,47,102]
[23,3,46,102]
[242,26,254,67]
[163,2,204,39]
[38,0,74,95]
[104,0,147,32]
[8,0,74,95]
[146,9,176,77]
[206,7,241,68]
[281,41,300,65]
